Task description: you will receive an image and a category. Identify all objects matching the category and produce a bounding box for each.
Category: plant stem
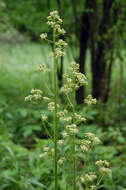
[73,85,76,190]
[53,29,58,190]
[41,120,54,143]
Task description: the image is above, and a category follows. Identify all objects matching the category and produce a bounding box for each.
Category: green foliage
[0,42,126,189]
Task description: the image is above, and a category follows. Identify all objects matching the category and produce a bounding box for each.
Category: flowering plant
[25,10,111,190]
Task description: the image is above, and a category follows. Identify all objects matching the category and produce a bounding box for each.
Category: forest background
[0,0,126,189]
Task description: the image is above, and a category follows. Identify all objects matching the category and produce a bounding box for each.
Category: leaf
[6,113,13,119]
[5,176,17,183]
[28,179,47,189]
[3,144,14,157]
[23,125,41,137]
[18,108,28,117]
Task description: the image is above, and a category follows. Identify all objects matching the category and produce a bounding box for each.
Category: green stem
[41,120,54,143]
[73,85,76,190]
[53,29,58,190]
[96,175,103,189]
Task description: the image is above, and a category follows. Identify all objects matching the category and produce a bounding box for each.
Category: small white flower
[41,114,47,121]
[40,33,47,40]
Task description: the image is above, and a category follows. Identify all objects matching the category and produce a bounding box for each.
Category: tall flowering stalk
[25,10,112,190]
[41,11,66,190]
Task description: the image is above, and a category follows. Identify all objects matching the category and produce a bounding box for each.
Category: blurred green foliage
[0,43,126,189]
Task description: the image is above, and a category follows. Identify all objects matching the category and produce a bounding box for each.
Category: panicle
[74,113,86,123]
[66,124,78,134]
[25,89,43,102]
[36,64,50,73]
[55,48,65,57]
[80,173,97,183]
[85,95,96,105]
[40,33,47,40]
[56,39,67,47]
[84,133,101,145]
[95,160,109,167]
[46,10,66,35]
[80,145,88,152]
[48,102,59,111]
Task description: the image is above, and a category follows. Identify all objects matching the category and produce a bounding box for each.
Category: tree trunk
[91,0,114,102]
[76,0,93,104]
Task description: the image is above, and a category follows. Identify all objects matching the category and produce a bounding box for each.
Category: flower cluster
[74,113,86,123]
[36,64,50,73]
[61,62,88,95]
[46,10,65,34]
[41,114,47,121]
[56,39,67,47]
[40,10,67,59]
[79,133,100,153]
[57,110,72,122]
[40,33,47,40]
[66,124,78,134]
[95,160,111,176]
[84,133,101,146]
[39,146,51,158]
[48,102,59,112]
[80,173,97,183]
[55,47,66,57]
[80,139,91,152]
[43,96,51,102]
[58,139,64,145]
[25,89,43,102]
[85,95,96,105]
[62,130,68,138]
[75,72,88,86]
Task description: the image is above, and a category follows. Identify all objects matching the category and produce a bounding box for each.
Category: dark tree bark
[76,0,96,104]
[91,0,114,102]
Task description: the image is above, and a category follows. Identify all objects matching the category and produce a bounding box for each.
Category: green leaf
[3,144,14,157]
[28,179,47,189]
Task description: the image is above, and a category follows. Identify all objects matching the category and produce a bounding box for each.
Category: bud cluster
[80,173,97,183]
[36,64,50,73]
[25,89,43,102]
[66,124,78,134]
[84,133,101,145]
[85,95,96,105]
[95,160,111,176]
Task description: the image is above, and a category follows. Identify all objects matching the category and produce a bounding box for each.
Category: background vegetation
[0,0,126,189]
